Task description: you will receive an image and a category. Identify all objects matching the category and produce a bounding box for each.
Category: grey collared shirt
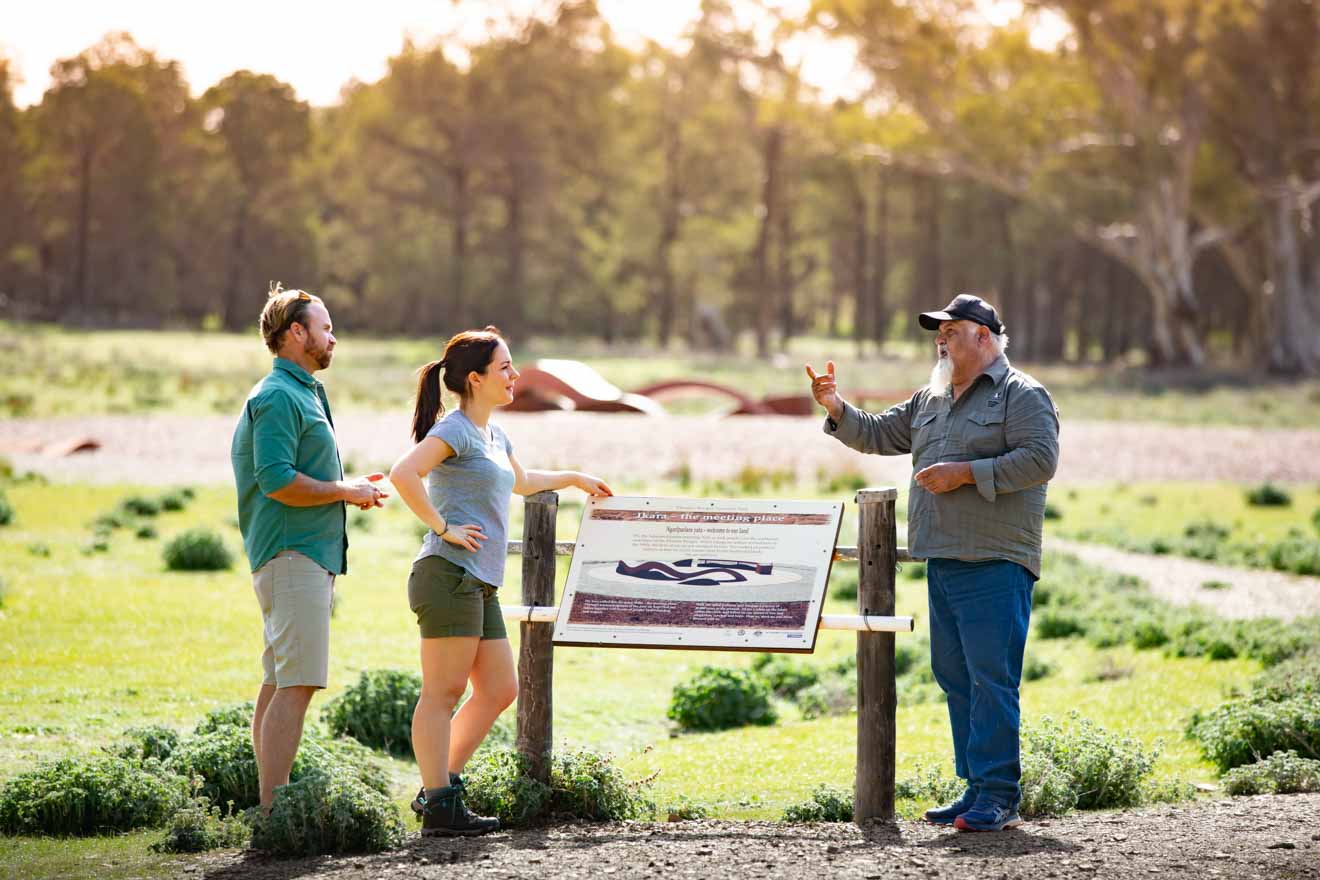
[824,356,1059,578]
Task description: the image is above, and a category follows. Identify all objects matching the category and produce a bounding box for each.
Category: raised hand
[441,523,488,552]
[805,361,843,421]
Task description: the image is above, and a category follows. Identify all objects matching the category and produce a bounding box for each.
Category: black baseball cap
[919,294,1005,334]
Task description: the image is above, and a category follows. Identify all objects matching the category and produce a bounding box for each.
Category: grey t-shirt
[416,410,516,587]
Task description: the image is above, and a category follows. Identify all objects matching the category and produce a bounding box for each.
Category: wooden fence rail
[503,488,909,824]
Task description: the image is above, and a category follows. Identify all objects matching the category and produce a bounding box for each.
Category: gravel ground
[185,795,1320,880]
[3,413,1319,487]
[1050,537,1320,621]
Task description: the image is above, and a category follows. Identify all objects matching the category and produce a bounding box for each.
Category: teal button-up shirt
[230,358,347,574]
[824,355,1059,578]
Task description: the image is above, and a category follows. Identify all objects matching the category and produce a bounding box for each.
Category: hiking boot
[953,798,1023,832]
[420,782,500,837]
[922,787,978,825]
[411,772,463,819]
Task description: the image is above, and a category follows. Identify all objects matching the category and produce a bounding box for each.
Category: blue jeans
[926,557,1034,806]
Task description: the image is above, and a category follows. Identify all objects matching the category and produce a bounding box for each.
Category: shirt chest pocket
[965,408,1006,457]
[912,409,942,454]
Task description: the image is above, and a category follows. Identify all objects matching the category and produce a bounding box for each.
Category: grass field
[1050,483,1320,544]
[5,321,1320,427]
[1,478,1258,879]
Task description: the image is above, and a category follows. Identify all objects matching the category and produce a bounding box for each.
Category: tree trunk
[911,173,942,339]
[851,167,869,350]
[222,194,251,331]
[72,145,93,316]
[449,165,470,333]
[871,165,890,344]
[752,126,782,360]
[655,111,682,348]
[1266,192,1320,375]
[503,161,526,339]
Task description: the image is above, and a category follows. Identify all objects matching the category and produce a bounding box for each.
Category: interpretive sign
[552,496,844,652]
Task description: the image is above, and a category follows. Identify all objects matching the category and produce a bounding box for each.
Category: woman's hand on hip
[441,523,487,552]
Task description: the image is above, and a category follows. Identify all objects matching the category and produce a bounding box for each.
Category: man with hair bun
[807,293,1059,833]
[231,283,390,815]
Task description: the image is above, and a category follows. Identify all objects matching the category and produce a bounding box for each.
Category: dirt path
[3,414,1319,487]
[1049,537,1320,622]
[187,794,1320,880]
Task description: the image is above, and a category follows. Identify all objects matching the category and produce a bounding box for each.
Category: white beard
[926,356,953,397]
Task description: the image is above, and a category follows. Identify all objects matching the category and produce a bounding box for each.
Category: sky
[1,0,874,108]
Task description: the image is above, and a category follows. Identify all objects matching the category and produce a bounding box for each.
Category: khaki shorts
[253,550,335,689]
[408,555,507,640]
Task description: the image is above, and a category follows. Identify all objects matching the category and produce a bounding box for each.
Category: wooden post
[854,487,898,824]
[516,491,558,784]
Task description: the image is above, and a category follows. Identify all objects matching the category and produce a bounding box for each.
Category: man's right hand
[341,473,389,510]
[805,361,844,422]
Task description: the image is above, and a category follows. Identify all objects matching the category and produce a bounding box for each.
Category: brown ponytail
[411,360,446,443]
[410,326,504,443]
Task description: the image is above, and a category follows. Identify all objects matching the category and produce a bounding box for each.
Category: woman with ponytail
[388,326,612,836]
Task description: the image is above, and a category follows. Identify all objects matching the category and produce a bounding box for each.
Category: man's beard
[305,336,332,370]
[926,356,953,396]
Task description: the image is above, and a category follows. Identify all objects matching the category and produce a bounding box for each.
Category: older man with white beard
[806,294,1059,832]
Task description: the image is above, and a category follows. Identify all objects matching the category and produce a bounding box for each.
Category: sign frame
[551,495,844,653]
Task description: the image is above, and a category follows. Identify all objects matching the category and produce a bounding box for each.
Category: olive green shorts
[407,555,507,640]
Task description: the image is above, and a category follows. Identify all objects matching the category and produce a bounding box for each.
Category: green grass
[1049,482,1320,576]
[5,320,1320,426]
[1050,482,1320,545]
[0,479,1264,874]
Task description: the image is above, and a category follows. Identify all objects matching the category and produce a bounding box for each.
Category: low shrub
[781,784,853,822]
[1023,713,1158,809]
[547,748,655,822]
[750,654,820,699]
[1018,752,1079,817]
[1022,654,1054,682]
[118,495,162,517]
[668,666,777,731]
[136,524,158,540]
[163,528,233,571]
[461,748,552,826]
[152,797,251,853]
[797,677,855,720]
[895,761,966,806]
[165,724,391,810]
[159,491,190,512]
[664,797,710,821]
[0,490,13,526]
[1042,503,1062,521]
[250,769,405,857]
[0,576,7,609]
[463,746,654,826]
[829,566,858,600]
[1035,608,1086,639]
[1252,650,1320,702]
[1186,694,1320,772]
[1312,507,1320,535]
[1221,750,1320,796]
[320,669,421,756]
[194,702,254,735]
[903,561,927,580]
[110,725,181,762]
[1245,482,1292,507]
[0,756,188,835]
[27,542,50,557]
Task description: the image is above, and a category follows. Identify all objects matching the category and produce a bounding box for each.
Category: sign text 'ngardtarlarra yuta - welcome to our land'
[589,509,833,526]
